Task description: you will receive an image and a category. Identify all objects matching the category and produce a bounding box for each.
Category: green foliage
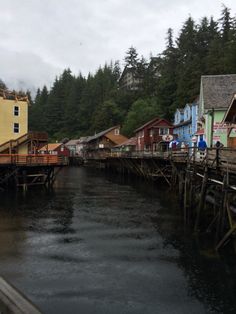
[122,98,162,137]
[124,46,139,67]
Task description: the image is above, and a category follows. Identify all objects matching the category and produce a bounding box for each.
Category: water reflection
[0,167,235,313]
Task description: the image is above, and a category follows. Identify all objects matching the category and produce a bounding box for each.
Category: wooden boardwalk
[100,148,236,252]
[0,154,68,190]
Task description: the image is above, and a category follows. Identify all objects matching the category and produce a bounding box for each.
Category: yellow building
[0,90,29,154]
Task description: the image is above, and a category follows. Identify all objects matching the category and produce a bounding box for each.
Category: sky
[1,0,236,93]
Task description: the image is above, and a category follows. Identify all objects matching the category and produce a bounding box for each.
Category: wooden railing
[108,148,236,173]
[0,132,48,153]
[0,154,68,166]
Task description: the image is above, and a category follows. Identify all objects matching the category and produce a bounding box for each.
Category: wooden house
[38,143,70,157]
[112,137,137,156]
[198,75,236,147]
[222,93,236,147]
[134,117,173,151]
[174,101,198,147]
[84,126,127,158]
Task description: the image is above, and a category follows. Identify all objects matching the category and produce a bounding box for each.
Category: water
[0,167,236,313]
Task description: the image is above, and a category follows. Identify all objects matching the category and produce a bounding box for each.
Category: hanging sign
[162,134,173,142]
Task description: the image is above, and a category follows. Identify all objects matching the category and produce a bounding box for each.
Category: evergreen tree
[124,46,139,68]
[156,28,178,118]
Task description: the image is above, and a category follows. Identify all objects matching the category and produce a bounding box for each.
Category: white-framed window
[114,128,120,135]
[159,128,169,135]
[14,106,19,116]
[14,123,19,133]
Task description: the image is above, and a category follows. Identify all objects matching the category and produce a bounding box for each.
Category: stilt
[194,167,208,232]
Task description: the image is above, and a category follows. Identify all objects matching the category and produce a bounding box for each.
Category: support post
[194,167,208,231]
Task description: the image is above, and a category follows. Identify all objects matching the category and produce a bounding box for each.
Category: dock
[87,147,236,251]
[0,154,68,190]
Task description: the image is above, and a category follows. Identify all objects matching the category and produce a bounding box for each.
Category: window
[14,123,19,133]
[14,106,19,116]
[114,128,119,135]
[159,128,169,135]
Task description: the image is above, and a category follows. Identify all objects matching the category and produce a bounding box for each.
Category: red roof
[135,117,173,132]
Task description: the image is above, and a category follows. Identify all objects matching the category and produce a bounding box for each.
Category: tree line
[2,6,236,139]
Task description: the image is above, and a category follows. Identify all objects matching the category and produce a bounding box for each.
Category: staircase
[0,132,48,153]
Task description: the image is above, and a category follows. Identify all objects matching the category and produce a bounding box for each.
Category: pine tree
[124,46,139,68]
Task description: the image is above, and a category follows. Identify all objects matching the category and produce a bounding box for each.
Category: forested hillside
[4,6,236,140]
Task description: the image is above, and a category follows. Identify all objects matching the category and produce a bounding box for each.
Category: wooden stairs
[0,132,48,154]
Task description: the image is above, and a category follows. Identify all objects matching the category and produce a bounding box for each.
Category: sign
[213,136,221,141]
[213,122,227,134]
[162,134,173,142]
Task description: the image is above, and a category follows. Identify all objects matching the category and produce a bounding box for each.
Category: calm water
[0,167,236,314]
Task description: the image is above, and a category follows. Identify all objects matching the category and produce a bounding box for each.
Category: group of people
[168,135,223,151]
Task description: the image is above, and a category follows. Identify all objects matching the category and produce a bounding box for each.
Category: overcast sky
[1,0,236,93]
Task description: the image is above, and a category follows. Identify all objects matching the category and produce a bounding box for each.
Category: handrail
[0,154,68,166]
[106,148,236,173]
[0,132,48,153]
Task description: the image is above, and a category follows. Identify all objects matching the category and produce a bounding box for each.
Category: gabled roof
[86,126,119,143]
[39,143,62,151]
[222,93,236,124]
[134,117,161,132]
[65,139,81,146]
[106,133,128,145]
[176,108,184,114]
[135,117,172,132]
[115,137,137,147]
[201,74,236,110]
[119,66,136,82]
[173,118,192,128]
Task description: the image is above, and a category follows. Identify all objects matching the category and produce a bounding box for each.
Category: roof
[106,133,128,145]
[176,108,184,113]
[174,118,192,128]
[86,126,119,143]
[134,117,161,132]
[115,137,137,147]
[201,74,236,110]
[65,139,80,146]
[135,117,172,132]
[222,93,236,123]
[39,143,62,151]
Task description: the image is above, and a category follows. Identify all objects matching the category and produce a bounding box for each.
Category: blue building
[173,102,198,147]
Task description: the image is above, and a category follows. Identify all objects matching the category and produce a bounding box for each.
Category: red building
[134,117,174,151]
[38,143,70,157]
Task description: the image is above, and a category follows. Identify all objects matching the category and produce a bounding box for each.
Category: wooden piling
[194,166,208,232]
